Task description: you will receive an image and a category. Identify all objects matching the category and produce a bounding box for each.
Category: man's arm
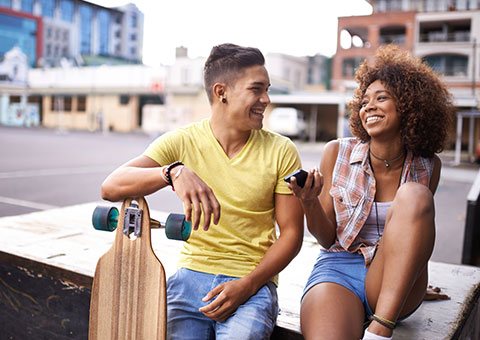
[199,193,304,321]
[101,155,220,230]
[101,155,168,201]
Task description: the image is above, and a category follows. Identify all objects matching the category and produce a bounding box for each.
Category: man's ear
[213,83,226,102]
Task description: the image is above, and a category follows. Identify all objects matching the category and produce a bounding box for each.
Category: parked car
[267,107,308,140]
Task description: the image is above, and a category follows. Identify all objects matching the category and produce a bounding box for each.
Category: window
[130,13,137,28]
[376,0,403,12]
[0,13,37,66]
[119,95,130,105]
[425,0,449,11]
[97,10,110,55]
[51,96,72,111]
[79,5,92,54]
[77,96,86,111]
[21,0,34,13]
[63,96,72,111]
[60,0,74,22]
[41,0,55,18]
[424,54,468,76]
[342,57,364,78]
[0,0,12,8]
[10,95,21,103]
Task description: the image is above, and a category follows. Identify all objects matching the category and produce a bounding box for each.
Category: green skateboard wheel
[92,206,119,231]
[165,214,191,241]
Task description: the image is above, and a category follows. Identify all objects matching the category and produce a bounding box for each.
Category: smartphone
[284,169,308,188]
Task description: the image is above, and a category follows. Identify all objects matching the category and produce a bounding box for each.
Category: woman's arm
[290,140,339,248]
[429,154,442,195]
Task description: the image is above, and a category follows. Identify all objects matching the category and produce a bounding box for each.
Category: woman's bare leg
[301,283,365,340]
[365,182,436,337]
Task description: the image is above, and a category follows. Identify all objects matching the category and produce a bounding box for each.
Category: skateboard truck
[92,202,191,241]
[124,200,143,237]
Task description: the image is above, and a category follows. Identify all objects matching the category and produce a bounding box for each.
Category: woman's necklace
[369,152,406,237]
[369,148,405,168]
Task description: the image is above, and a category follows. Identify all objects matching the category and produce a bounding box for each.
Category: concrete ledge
[276,238,480,340]
[0,203,479,339]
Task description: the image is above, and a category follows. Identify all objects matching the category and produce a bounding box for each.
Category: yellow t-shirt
[144,119,301,281]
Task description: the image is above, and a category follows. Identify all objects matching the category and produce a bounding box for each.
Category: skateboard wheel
[165,213,191,241]
[92,206,119,232]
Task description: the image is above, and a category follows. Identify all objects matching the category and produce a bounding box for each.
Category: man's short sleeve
[275,139,302,194]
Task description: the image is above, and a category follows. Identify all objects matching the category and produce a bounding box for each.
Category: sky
[91,0,373,67]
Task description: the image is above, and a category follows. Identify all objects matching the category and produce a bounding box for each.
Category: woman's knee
[393,182,434,218]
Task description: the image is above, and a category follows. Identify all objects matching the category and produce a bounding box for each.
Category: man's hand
[198,278,255,321]
[171,166,221,230]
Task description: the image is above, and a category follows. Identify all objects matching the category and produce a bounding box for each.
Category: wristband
[160,166,170,185]
[369,314,396,329]
[173,165,185,180]
[165,161,184,190]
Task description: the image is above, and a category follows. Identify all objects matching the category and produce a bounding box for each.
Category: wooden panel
[89,197,166,340]
[0,251,91,339]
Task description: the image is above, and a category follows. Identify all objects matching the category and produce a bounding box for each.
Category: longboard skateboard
[88,197,191,340]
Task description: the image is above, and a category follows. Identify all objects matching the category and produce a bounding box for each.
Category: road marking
[0,166,112,179]
[0,196,59,210]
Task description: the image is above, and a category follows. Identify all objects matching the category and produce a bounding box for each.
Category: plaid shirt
[327,137,433,265]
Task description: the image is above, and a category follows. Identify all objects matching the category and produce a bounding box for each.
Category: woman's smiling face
[359,80,401,140]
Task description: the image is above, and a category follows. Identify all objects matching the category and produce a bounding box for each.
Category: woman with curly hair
[289,44,455,340]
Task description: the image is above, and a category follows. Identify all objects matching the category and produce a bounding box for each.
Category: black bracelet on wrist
[165,161,184,187]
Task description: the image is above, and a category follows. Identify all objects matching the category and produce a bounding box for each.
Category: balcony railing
[379,34,406,44]
[419,31,470,43]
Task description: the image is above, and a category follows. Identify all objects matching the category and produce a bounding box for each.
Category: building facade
[334,0,480,161]
[0,0,143,68]
[27,64,165,132]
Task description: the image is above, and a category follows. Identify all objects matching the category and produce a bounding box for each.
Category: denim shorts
[302,250,374,317]
[166,268,279,340]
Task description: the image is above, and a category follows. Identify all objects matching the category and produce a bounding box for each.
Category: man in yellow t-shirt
[101,43,304,340]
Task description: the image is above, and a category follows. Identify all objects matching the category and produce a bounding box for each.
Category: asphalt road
[1,125,478,265]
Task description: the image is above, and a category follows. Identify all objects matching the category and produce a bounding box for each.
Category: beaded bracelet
[369,314,396,329]
[165,161,184,190]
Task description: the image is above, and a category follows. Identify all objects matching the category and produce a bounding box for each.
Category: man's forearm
[242,228,303,294]
[101,166,168,201]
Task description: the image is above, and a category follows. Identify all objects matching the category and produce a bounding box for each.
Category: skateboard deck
[89,197,167,340]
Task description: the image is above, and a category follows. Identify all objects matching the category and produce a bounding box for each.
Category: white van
[267,107,307,140]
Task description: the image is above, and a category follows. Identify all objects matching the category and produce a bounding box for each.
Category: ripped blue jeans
[167,268,279,340]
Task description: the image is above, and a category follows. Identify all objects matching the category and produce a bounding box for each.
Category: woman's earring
[221,96,227,103]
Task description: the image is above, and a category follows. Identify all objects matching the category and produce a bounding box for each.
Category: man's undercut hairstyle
[203,43,265,103]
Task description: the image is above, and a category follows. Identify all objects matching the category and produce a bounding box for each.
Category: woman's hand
[288,168,323,205]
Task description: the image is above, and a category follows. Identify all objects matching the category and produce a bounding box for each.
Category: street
[0,125,478,265]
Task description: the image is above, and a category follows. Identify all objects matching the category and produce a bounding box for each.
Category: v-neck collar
[206,119,254,161]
